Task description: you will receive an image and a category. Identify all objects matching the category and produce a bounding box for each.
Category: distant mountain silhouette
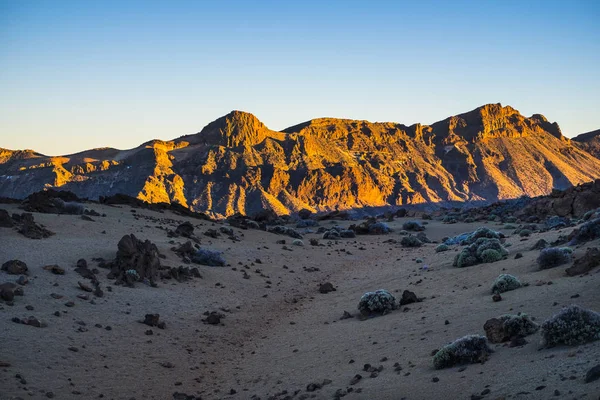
[2,103,600,217]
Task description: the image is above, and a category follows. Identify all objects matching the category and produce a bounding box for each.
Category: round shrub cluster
[292,239,304,246]
[400,235,422,248]
[432,335,493,369]
[296,219,318,228]
[435,244,449,253]
[536,247,572,270]
[491,274,521,294]
[445,227,503,246]
[322,230,340,240]
[518,229,532,237]
[402,221,424,232]
[267,225,303,239]
[480,249,502,263]
[545,216,571,230]
[368,222,391,234]
[568,217,600,244]
[499,313,539,338]
[357,289,397,315]
[192,248,226,266]
[442,216,457,224]
[453,238,508,268]
[339,229,356,238]
[540,305,600,347]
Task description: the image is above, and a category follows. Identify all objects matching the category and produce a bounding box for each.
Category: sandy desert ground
[0,203,599,400]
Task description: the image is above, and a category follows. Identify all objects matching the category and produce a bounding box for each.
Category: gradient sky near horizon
[1,0,599,155]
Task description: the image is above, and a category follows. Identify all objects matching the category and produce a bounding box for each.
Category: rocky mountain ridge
[2,103,600,218]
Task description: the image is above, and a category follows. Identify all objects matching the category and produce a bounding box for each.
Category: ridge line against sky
[1,0,599,156]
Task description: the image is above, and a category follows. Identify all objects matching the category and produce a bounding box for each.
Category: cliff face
[573,129,600,159]
[2,105,600,217]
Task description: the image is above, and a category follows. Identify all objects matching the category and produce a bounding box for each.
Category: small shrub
[540,305,600,347]
[292,239,304,246]
[435,244,449,253]
[500,314,539,338]
[546,216,571,230]
[53,198,85,215]
[267,225,303,239]
[519,229,532,237]
[125,269,140,280]
[480,249,502,263]
[568,217,600,244]
[491,274,521,294]
[323,230,340,240]
[537,247,572,270]
[192,248,226,267]
[400,235,422,248]
[339,229,356,238]
[503,224,517,230]
[582,209,599,221]
[296,219,318,228]
[474,238,508,258]
[357,289,396,315]
[402,221,424,232]
[453,250,479,268]
[453,238,507,268]
[368,222,391,234]
[416,232,431,243]
[421,213,432,220]
[442,216,457,224]
[432,335,493,369]
[445,227,502,246]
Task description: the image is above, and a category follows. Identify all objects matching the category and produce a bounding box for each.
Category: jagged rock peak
[194,110,276,147]
[432,103,563,142]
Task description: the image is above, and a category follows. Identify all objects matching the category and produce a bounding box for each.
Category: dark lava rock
[2,260,28,275]
[318,282,336,294]
[143,314,161,327]
[340,311,353,320]
[0,287,14,301]
[298,208,313,220]
[399,290,419,306]
[172,240,196,259]
[175,222,194,238]
[13,316,47,328]
[484,318,508,344]
[530,239,549,250]
[17,213,54,239]
[203,312,223,325]
[566,247,600,276]
[172,392,201,400]
[585,364,600,383]
[106,234,160,286]
[349,374,362,385]
[22,189,81,214]
[0,209,14,227]
[43,265,65,275]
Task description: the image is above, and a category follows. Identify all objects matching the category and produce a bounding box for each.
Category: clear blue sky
[1,0,599,155]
